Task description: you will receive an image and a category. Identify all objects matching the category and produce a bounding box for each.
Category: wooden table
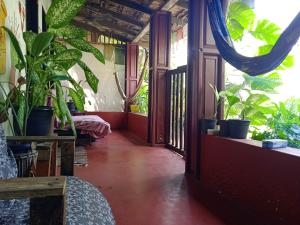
[7,136,76,176]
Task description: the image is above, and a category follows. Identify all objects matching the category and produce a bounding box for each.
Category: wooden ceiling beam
[86,2,145,28]
[108,0,154,15]
[92,18,138,36]
[133,0,181,43]
[72,20,131,42]
[176,0,188,9]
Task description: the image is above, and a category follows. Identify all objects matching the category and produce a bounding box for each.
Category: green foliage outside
[134,48,149,114]
[225,1,300,148]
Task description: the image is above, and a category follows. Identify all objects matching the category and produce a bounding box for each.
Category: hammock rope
[207,0,300,76]
[113,48,149,101]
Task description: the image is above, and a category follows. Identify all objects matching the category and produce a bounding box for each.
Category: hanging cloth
[114,48,149,101]
[207,0,300,76]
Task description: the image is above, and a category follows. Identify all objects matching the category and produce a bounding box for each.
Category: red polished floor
[75,131,255,225]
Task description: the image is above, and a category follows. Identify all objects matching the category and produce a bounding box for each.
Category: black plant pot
[14,106,54,136]
[27,106,54,136]
[67,101,78,113]
[228,119,250,139]
[219,120,230,137]
[7,142,31,154]
[200,119,217,134]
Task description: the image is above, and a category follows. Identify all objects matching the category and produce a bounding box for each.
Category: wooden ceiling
[74,0,188,45]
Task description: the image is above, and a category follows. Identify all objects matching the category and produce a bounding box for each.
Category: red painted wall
[200,135,300,225]
[127,113,148,142]
[75,112,128,130]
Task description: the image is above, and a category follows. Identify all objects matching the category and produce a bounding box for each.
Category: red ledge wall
[127,113,148,142]
[200,135,300,225]
[76,112,128,130]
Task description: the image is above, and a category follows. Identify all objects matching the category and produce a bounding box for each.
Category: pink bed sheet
[72,115,112,139]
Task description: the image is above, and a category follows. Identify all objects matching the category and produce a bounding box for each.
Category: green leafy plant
[0,0,104,135]
[133,48,149,114]
[222,74,281,124]
[252,98,300,148]
[226,1,294,69]
[134,84,148,114]
[225,1,299,148]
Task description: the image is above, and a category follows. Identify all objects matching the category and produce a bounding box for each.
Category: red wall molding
[200,135,300,225]
[127,113,148,142]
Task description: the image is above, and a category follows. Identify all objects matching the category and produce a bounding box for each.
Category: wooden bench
[0,176,67,225]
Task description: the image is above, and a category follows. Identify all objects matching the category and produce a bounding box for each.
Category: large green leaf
[227,95,240,107]
[227,2,255,30]
[69,88,84,112]
[251,19,281,45]
[243,73,282,93]
[69,79,86,105]
[258,44,273,55]
[17,95,26,134]
[247,110,268,126]
[49,25,87,39]
[1,26,25,66]
[225,83,244,95]
[46,0,86,28]
[31,32,54,57]
[55,82,76,134]
[47,74,70,82]
[245,94,270,106]
[67,38,105,64]
[66,105,76,135]
[227,19,245,41]
[23,31,37,55]
[52,41,67,53]
[78,61,99,93]
[52,49,82,69]
[276,55,294,70]
[31,84,47,107]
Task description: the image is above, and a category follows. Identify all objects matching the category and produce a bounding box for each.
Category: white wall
[1,0,26,134]
[38,0,51,32]
[68,43,126,112]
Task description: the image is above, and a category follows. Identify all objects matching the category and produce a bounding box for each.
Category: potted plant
[219,81,272,139]
[199,84,221,134]
[0,0,104,174]
[1,0,104,137]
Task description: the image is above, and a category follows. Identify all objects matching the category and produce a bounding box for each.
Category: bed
[56,115,111,145]
[71,115,112,139]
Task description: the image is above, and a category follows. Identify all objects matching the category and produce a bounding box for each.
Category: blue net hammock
[207,0,300,76]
